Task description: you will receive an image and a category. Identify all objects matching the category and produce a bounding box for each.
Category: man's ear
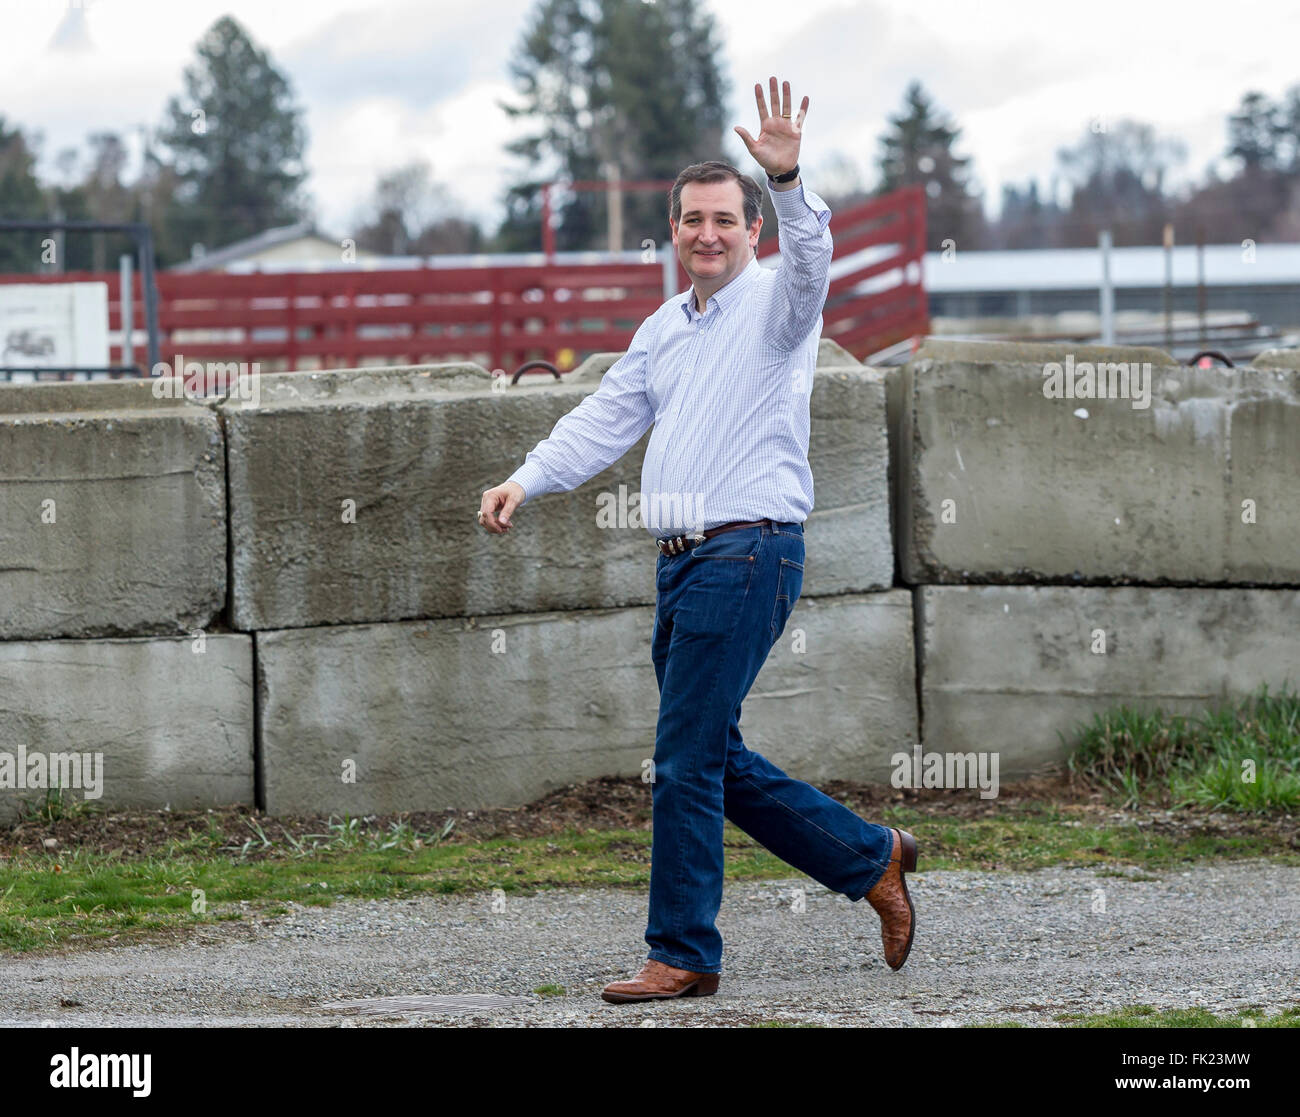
[749,215,763,250]
[669,218,678,247]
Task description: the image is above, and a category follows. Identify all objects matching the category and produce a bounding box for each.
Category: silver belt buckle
[657,531,705,555]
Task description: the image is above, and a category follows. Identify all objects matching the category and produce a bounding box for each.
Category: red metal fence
[0,186,927,376]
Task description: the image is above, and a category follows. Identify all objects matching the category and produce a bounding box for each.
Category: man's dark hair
[669,160,763,233]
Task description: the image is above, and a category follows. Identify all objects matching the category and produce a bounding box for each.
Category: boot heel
[689,974,720,997]
[899,830,918,873]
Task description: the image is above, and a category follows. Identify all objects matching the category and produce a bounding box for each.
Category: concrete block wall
[255,591,916,815]
[0,380,226,639]
[899,339,1300,763]
[918,585,1300,776]
[0,634,254,823]
[896,339,1300,584]
[1,335,1297,818]
[220,341,891,632]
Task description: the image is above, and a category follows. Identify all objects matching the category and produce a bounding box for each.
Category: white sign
[0,283,109,378]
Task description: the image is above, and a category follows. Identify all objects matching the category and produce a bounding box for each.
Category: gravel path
[2,863,1297,1027]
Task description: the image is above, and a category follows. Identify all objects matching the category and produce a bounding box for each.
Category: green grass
[1066,682,1300,812]
[14,784,101,826]
[2,806,1296,954]
[2,684,1296,955]
[1048,1004,1300,1028]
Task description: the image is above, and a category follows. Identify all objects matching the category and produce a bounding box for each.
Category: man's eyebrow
[680,209,740,218]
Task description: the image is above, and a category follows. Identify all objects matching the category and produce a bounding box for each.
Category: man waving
[479,77,918,1003]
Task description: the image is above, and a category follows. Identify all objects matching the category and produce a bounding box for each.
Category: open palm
[734,76,808,177]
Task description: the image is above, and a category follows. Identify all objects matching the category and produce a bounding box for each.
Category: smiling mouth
[696,250,721,257]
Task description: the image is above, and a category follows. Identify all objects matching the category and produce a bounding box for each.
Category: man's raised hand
[734,76,808,178]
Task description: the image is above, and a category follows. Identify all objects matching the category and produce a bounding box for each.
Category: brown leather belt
[656,519,773,556]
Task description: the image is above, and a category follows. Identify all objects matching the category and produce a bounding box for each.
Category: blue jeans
[646,520,894,973]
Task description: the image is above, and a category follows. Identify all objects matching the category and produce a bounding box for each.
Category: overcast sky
[5,0,1300,241]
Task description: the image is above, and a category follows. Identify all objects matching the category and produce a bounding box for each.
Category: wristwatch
[767,164,800,184]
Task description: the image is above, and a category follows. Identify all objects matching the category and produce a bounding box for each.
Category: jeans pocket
[770,556,804,641]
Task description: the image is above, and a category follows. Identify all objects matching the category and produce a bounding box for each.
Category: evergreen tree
[153,15,308,262]
[494,0,729,252]
[0,117,50,271]
[1227,91,1280,172]
[874,81,981,250]
[58,134,137,271]
[995,180,1066,250]
[1275,85,1300,175]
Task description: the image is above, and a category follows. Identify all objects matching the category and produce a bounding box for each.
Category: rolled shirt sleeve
[505,315,657,503]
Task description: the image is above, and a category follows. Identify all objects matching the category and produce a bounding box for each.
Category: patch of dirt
[2,772,1295,861]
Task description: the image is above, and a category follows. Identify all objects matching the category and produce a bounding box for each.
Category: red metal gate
[0,186,927,376]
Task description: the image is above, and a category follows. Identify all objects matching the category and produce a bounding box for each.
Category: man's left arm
[765,180,832,351]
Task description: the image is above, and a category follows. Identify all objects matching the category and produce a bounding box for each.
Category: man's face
[670,180,762,296]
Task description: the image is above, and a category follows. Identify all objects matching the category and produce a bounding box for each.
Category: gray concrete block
[811,367,894,592]
[898,338,1300,584]
[0,379,226,639]
[919,584,1300,777]
[222,360,893,631]
[1252,348,1300,371]
[257,590,916,815]
[251,363,495,401]
[566,353,623,384]
[0,634,254,822]
[908,337,1173,368]
[817,337,861,367]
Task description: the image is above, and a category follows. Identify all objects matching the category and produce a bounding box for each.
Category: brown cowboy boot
[865,828,918,970]
[601,959,720,1004]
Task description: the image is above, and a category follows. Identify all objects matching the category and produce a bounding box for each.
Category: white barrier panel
[0,282,109,380]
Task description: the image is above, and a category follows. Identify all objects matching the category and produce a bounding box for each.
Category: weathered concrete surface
[1253,347,1300,370]
[270,362,496,394]
[223,355,892,632]
[566,353,622,384]
[919,585,1300,776]
[817,337,860,368]
[0,634,254,822]
[0,379,226,639]
[897,338,1300,585]
[256,590,916,815]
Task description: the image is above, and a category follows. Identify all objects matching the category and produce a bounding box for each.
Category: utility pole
[1098,229,1114,345]
[605,162,623,253]
[1162,223,1174,351]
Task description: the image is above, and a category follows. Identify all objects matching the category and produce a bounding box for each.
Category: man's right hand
[479,481,525,534]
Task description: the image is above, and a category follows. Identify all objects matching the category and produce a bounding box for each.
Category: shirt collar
[678,256,762,321]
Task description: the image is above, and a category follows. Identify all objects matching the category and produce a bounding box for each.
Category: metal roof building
[919,243,1300,326]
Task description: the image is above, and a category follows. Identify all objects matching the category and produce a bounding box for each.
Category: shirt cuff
[768,180,832,232]
[504,461,550,504]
